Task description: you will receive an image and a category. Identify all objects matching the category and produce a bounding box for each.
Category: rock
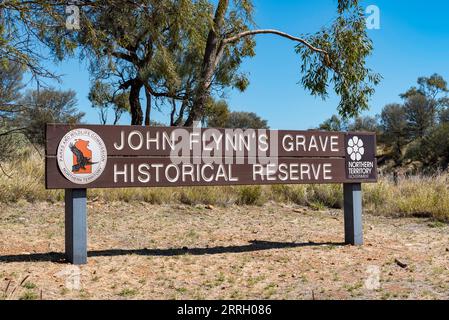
[395,258,408,269]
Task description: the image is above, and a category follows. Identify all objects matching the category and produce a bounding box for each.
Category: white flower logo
[347,136,365,161]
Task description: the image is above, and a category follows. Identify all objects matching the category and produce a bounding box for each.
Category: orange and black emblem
[69,140,97,174]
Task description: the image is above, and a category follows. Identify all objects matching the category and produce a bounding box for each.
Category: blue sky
[35,0,449,129]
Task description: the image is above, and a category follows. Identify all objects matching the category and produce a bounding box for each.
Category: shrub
[237,186,265,206]
[270,185,307,205]
[307,184,343,209]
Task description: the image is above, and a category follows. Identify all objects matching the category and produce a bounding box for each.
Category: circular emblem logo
[57,128,107,184]
[347,136,365,161]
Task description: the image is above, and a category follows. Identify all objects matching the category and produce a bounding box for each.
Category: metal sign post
[65,188,87,265]
[343,183,363,245]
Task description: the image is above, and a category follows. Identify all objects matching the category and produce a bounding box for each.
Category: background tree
[88,81,111,125]
[0,61,27,165]
[318,115,347,131]
[403,94,434,139]
[0,0,64,80]
[405,123,449,172]
[400,74,449,126]
[205,100,230,128]
[0,61,25,140]
[204,99,268,129]
[88,81,130,125]
[0,61,25,109]
[439,107,449,124]
[348,115,379,133]
[15,89,84,145]
[111,91,131,125]
[380,104,408,166]
[225,112,269,129]
[318,114,378,132]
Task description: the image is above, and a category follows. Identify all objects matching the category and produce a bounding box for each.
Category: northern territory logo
[347,136,365,161]
[345,134,376,180]
[57,128,107,184]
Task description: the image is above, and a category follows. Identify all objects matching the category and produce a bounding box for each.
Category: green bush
[307,184,342,209]
[237,186,264,206]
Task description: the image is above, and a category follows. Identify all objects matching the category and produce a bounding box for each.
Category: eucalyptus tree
[0,61,26,164]
[184,0,381,125]
[33,0,207,125]
[0,0,95,79]
[62,0,253,126]
[2,0,380,127]
[400,74,449,130]
[88,81,130,125]
[318,115,348,132]
[0,61,25,117]
[0,0,57,79]
[15,88,84,145]
[380,104,408,165]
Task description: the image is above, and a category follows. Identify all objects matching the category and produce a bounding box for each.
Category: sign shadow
[0,240,345,263]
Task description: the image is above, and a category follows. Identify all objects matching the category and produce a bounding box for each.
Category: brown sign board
[45,124,377,189]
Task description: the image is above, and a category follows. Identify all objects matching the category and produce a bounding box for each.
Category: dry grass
[1,152,448,221]
[0,202,448,300]
[364,175,449,222]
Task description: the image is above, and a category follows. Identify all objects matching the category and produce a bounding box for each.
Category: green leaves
[296,1,380,119]
[15,88,84,145]
[337,0,359,14]
[2,0,380,126]
[88,80,130,124]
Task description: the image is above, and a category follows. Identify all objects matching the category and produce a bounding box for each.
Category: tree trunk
[144,87,151,126]
[184,0,229,127]
[170,99,176,126]
[185,90,209,126]
[129,79,144,125]
[113,110,120,125]
[173,99,189,126]
[99,109,107,125]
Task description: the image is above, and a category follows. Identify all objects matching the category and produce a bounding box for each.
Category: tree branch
[224,29,328,55]
[0,127,27,137]
[111,51,137,64]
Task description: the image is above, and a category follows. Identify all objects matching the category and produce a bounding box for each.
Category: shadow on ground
[0,240,345,263]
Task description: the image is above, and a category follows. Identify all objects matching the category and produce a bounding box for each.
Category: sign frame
[45,124,377,265]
